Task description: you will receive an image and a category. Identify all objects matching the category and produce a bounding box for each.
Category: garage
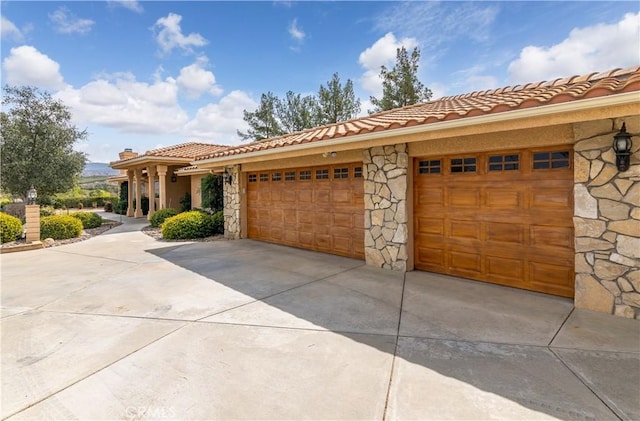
[247,163,365,259]
[414,146,575,297]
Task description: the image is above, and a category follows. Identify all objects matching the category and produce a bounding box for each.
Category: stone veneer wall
[223,165,241,240]
[573,116,640,319]
[363,144,409,271]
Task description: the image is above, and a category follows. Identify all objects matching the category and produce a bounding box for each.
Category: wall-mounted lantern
[223,169,233,185]
[27,186,37,205]
[322,151,337,158]
[613,122,633,172]
[170,174,177,183]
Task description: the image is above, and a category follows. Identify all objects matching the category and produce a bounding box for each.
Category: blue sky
[1,1,638,163]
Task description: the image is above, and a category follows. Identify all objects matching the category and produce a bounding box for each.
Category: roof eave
[193,92,639,167]
[110,156,195,170]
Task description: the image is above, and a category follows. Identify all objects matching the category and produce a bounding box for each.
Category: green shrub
[40,215,83,240]
[103,201,113,212]
[71,212,103,229]
[179,192,192,212]
[0,213,23,243]
[212,210,224,234]
[161,210,216,240]
[114,200,128,215]
[150,208,179,228]
[39,206,56,217]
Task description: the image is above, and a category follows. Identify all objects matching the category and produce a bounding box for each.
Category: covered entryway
[413,146,574,297]
[247,163,365,259]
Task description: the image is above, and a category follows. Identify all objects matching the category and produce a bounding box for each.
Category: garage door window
[418,159,441,174]
[260,173,269,182]
[299,170,311,180]
[334,167,349,179]
[248,174,257,182]
[271,172,281,181]
[285,171,296,181]
[316,169,329,180]
[488,154,519,171]
[533,151,570,169]
[354,167,363,178]
[451,157,477,173]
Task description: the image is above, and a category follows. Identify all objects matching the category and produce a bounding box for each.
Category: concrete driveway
[1,213,639,420]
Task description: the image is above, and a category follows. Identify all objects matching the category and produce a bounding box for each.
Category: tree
[237,92,284,141]
[317,73,361,125]
[277,91,318,133]
[0,85,87,200]
[369,47,432,113]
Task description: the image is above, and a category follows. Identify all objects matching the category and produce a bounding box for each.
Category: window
[271,172,281,182]
[316,169,329,180]
[259,173,269,182]
[451,157,476,173]
[334,167,349,179]
[354,167,363,178]
[488,154,519,172]
[285,171,296,181]
[248,174,257,183]
[299,170,311,180]
[418,159,441,174]
[533,151,570,169]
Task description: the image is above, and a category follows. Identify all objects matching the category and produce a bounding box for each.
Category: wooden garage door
[247,163,364,259]
[414,147,574,297]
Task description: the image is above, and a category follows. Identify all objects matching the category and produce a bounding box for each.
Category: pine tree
[317,73,361,125]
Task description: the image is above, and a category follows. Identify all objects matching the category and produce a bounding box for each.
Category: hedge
[1,213,23,243]
[161,210,217,240]
[40,215,83,240]
[71,212,103,229]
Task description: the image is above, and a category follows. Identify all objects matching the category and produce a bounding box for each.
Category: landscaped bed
[0,221,121,251]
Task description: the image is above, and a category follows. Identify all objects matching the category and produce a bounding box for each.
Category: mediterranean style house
[110,66,640,318]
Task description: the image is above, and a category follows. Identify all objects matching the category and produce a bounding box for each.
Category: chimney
[119,148,138,161]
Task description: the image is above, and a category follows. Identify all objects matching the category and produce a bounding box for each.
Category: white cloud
[177,57,223,99]
[49,6,94,35]
[2,45,65,89]
[288,18,305,41]
[1,16,24,41]
[508,12,640,84]
[184,90,257,143]
[358,32,419,98]
[55,73,187,135]
[152,13,208,55]
[107,0,143,13]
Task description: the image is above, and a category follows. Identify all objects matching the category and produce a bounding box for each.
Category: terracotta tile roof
[115,142,228,164]
[196,66,640,161]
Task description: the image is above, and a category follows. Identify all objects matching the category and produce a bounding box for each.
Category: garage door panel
[414,147,574,298]
[248,163,364,259]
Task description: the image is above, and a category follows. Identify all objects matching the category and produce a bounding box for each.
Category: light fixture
[223,169,233,185]
[171,174,177,182]
[322,151,337,158]
[613,122,633,172]
[27,186,37,205]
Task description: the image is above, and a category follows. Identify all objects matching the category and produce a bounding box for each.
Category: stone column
[126,170,134,217]
[147,166,156,219]
[134,168,143,218]
[573,116,640,319]
[25,204,41,243]
[157,165,167,210]
[223,165,241,239]
[363,144,409,271]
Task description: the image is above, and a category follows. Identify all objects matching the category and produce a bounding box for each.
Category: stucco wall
[573,116,640,319]
[190,174,204,209]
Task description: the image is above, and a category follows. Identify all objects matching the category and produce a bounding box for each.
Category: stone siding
[223,165,241,240]
[363,144,409,271]
[573,116,640,319]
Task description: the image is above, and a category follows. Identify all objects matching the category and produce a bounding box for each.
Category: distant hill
[83,162,119,177]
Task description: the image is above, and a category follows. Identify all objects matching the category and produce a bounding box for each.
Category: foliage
[237,92,284,141]
[161,210,217,240]
[40,215,83,240]
[0,85,87,199]
[71,212,103,229]
[201,174,223,211]
[277,91,318,133]
[238,73,361,141]
[149,208,178,228]
[0,213,23,243]
[317,73,361,125]
[114,200,128,215]
[369,47,432,113]
[180,192,192,213]
[103,201,113,212]
[119,181,128,202]
[39,206,56,217]
[212,210,224,234]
